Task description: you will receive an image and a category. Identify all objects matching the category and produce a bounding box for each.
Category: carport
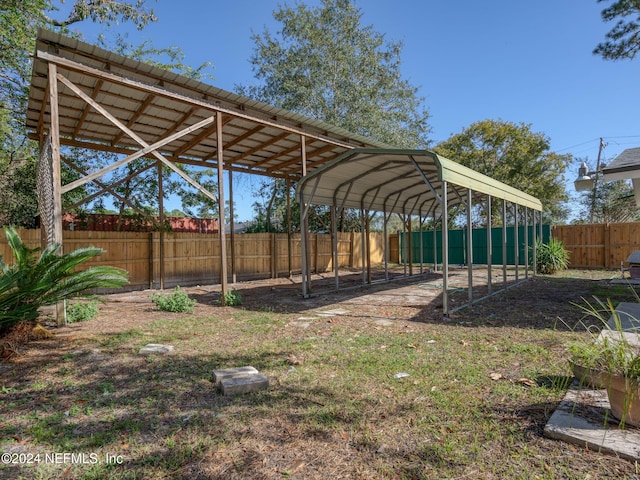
[298,148,543,317]
[27,29,543,321]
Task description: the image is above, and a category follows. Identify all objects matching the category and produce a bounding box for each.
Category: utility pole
[590,137,605,224]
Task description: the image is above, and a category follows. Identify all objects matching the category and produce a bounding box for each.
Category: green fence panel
[399,225,550,265]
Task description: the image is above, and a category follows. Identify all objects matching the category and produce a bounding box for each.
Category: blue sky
[62,1,640,221]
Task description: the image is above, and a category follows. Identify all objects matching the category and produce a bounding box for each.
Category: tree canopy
[239,0,432,232]
[435,119,572,224]
[238,0,431,149]
[594,0,640,60]
[0,0,226,228]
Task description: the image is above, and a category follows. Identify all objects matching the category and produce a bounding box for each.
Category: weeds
[151,286,196,313]
[67,299,100,323]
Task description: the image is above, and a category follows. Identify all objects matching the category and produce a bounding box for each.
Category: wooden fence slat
[552,222,640,269]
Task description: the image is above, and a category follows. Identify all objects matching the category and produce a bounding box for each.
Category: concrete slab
[607,302,640,332]
[316,308,349,316]
[546,301,640,461]
[373,319,394,327]
[220,373,269,396]
[544,387,640,462]
[138,344,174,355]
[287,321,311,329]
[212,366,259,386]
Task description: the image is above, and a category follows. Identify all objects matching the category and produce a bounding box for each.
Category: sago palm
[0,227,128,328]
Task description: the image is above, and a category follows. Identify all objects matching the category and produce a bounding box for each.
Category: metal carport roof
[298,148,543,214]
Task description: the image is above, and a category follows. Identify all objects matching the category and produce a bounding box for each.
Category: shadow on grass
[0,338,395,479]
[188,271,634,332]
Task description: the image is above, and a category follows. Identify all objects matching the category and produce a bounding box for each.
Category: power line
[556,138,600,153]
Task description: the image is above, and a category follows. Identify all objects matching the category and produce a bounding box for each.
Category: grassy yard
[1,271,639,479]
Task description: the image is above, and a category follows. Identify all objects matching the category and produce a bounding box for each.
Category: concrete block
[139,344,174,355]
[212,366,258,386]
[220,373,269,396]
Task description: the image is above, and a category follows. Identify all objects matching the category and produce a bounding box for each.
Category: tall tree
[0,0,157,227]
[238,0,431,148]
[594,0,640,60]
[239,0,431,232]
[435,119,572,224]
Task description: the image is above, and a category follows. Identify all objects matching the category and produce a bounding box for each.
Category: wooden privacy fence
[552,222,640,269]
[0,229,385,289]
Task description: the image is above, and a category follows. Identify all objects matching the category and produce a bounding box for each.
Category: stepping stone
[212,366,259,386]
[287,321,311,329]
[220,373,269,396]
[139,344,174,355]
[316,308,349,316]
[373,319,394,327]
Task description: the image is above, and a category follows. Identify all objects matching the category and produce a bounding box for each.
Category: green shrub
[67,299,100,323]
[0,226,128,329]
[151,286,196,313]
[222,289,242,306]
[533,237,570,275]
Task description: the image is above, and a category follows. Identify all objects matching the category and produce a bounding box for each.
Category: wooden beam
[111,93,155,145]
[227,131,291,163]
[38,50,360,151]
[72,79,103,138]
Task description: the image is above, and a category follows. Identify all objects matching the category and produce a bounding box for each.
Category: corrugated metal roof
[27,29,389,179]
[298,149,543,215]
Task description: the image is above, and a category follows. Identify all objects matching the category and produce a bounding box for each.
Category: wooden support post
[271,233,276,278]
[149,232,154,289]
[158,161,165,289]
[229,169,237,283]
[48,63,65,326]
[216,113,228,304]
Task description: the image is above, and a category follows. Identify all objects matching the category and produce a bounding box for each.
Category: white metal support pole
[514,204,519,282]
[332,204,339,289]
[360,207,366,285]
[532,208,537,276]
[419,207,424,274]
[487,195,492,295]
[383,204,389,281]
[467,189,473,306]
[442,182,450,318]
[502,199,507,288]
[433,215,438,272]
[524,206,529,279]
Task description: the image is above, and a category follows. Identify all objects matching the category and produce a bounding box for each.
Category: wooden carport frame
[26,29,388,322]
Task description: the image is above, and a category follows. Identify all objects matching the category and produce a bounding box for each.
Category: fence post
[605,223,611,269]
[149,232,154,289]
[271,233,277,278]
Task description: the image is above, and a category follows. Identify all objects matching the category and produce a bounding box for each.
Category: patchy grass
[0,271,638,479]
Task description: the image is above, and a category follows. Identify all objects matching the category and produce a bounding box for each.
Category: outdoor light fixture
[574,162,595,191]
